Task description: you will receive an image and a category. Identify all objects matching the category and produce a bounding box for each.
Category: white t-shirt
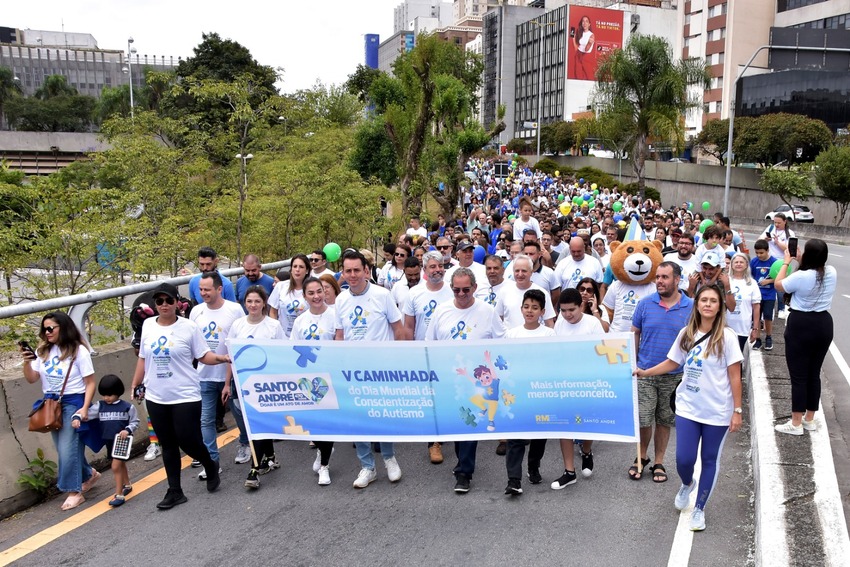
[664,252,700,291]
[406,226,428,239]
[31,344,95,395]
[311,268,335,278]
[189,300,245,381]
[760,224,795,260]
[495,282,556,329]
[694,243,724,271]
[512,216,541,239]
[230,316,285,341]
[334,283,402,341]
[782,265,837,312]
[139,317,211,404]
[505,324,556,339]
[474,280,506,308]
[554,313,605,336]
[268,281,307,338]
[668,328,744,426]
[602,280,658,333]
[378,262,405,290]
[425,300,506,341]
[291,307,337,341]
[727,277,761,336]
[444,262,487,288]
[391,280,412,309]
[403,284,454,340]
[555,255,604,289]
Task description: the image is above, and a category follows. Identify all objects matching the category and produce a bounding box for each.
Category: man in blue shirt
[235,254,275,313]
[188,247,236,305]
[630,261,694,482]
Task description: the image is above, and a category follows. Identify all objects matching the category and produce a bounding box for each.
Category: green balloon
[702,201,711,211]
[699,219,714,234]
[768,259,793,279]
[593,190,599,197]
[558,194,565,201]
[323,242,342,263]
[612,201,623,212]
[588,200,596,208]
[508,214,516,221]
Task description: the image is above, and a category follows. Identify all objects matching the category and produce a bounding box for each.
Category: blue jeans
[355,442,394,470]
[452,441,478,479]
[51,398,93,493]
[229,384,249,446]
[200,381,225,462]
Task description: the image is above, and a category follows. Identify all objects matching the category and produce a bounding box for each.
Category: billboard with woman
[567,7,624,81]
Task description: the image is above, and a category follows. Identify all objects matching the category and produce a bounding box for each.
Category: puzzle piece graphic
[293,345,320,367]
[494,355,508,370]
[502,390,516,406]
[595,339,629,364]
[575,415,582,424]
[283,415,310,435]
[459,407,478,427]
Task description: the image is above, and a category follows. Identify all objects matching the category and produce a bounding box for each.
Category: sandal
[651,463,668,483]
[61,493,85,511]
[628,457,651,480]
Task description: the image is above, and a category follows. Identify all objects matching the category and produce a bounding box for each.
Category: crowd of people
[19,161,835,533]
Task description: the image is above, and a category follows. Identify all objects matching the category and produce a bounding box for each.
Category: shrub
[533,158,559,176]
[575,166,616,189]
[620,182,661,205]
[506,137,530,154]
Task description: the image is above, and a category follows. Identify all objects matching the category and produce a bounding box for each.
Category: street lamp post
[127,37,136,120]
[235,152,253,262]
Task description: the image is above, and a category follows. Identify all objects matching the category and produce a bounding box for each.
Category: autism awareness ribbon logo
[45,356,63,377]
[306,323,320,340]
[572,268,581,284]
[487,289,496,306]
[287,300,301,315]
[152,336,169,356]
[233,344,267,375]
[425,300,437,317]
[733,286,741,300]
[204,322,218,339]
[451,321,468,340]
[350,306,366,326]
[624,290,636,305]
[687,345,703,368]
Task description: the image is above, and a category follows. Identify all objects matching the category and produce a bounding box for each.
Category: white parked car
[764,204,814,223]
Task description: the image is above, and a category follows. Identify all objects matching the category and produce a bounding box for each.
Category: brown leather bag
[28,354,74,433]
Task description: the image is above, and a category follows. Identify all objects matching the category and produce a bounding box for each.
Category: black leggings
[315,441,334,466]
[785,310,833,413]
[147,400,215,491]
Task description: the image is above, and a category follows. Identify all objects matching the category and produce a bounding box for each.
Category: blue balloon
[579,178,585,184]
[613,214,623,222]
[583,193,591,201]
[473,245,486,264]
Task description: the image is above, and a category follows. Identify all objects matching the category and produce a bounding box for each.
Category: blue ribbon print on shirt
[451,321,468,340]
[152,336,169,356]
[45,356,63,377]
[487,290,497,306]
[624,290,636,305]
[204,321,218,339]
[350,306,366,326]
[286,299,301,315]
[425,300,437,317]
[572,268,581,284]
[306,323,320,340]
[687,345,703,368]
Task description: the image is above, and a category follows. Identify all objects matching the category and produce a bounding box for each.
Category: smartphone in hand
[18,340,36,358]
[787,237,798,258]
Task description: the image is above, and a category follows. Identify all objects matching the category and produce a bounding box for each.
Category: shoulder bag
[28,353,76,433]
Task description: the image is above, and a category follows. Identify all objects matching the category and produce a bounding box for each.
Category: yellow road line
[0,429,239,567]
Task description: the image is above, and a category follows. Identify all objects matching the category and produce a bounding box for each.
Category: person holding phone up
[774,238,837,435]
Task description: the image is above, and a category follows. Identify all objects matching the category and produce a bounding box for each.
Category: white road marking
[829,253,843,258]
[842,295,850,300]
[667,449,701,567]
[830,341,850,391]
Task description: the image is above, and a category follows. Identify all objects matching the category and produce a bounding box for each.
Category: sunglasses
[155,297,176,306]
[42,325,59,333]
[452,287,473,295]
[437,245,451,250]
[309,257,322,263]
[394,252,407,257]
[578,286,594,293]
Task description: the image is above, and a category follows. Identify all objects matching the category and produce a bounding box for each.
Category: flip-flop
[651,463,668,483]
[61,493,85,511]
[629,457,651,480]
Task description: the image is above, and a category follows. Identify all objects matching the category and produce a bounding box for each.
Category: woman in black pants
[131,283,231,509]
[773,239,837,435]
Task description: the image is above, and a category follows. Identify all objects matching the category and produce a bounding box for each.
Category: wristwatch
[733,407,743,414]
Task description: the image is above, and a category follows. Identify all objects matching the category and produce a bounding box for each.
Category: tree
[541,121,578,154]
[759,167,814,213]
[0,67,22,130]
[594,35,709,199]
[734,113,833,167]
[506,138,529,154]
[695,119,730,165]
[344,64,384,104]
[349,115,398,186]
[4,75,96,132]
[815,146,850,225]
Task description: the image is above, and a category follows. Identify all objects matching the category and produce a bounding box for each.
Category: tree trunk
[633,134,648,202]
[834,201,850,226]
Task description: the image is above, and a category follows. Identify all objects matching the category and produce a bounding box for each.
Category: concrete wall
[0,341,141,519]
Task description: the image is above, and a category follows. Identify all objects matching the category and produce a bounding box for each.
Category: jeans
[452,441,478,479]
[147,400,215,491]
[355,442,394,470]
[200,381,225,462]
[229,385,249,446]
[52,398,93,493]
[506,439,547,480]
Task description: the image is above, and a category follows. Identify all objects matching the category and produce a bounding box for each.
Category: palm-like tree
[594,35,709,199]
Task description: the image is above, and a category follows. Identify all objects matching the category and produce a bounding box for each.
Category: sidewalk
[748,318,850,566]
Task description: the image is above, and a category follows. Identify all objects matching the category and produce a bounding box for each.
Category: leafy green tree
[4,75,96,132]
[734,113,832,167]
[695,119,730,165]
[0,67,22,130]
[594,35,709,199]
[759,167,814,214]
[815,145,850,225]
[349,115,398,186]
[344,64,384,104]
[506,138,529,154]
[541,121,578,154]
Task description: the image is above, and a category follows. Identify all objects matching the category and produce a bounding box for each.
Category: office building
[365,34,380,68]
[378,30,416,74]
[395,0,454,33]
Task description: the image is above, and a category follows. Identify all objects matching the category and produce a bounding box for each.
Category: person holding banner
[426,267,506,494]
[334,250,405,489]
[634,285,743,531]
[291,278,337,485]
[229,285,284,489]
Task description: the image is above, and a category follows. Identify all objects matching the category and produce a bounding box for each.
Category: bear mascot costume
[602,239,665,332]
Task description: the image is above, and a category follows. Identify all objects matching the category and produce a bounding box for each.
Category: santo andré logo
[240,373,340,412]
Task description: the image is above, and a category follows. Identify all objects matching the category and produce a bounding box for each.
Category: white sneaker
[690,508,706,531]
[312,447,334,473]
[778,310,788,320]
[198,466,222,480]
[802,419,817,431]
[144,443,161,461]
[234,444,251,464]
[775,420,804,436]
[384,457,402,482]
[353,468,377,488]
[318,466,331,486]
[674,480,696,510]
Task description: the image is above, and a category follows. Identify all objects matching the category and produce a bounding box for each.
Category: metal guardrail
[0,260,292,346]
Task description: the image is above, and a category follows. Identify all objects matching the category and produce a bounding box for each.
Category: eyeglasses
[437,245,451,250]
[309,257,322,263]
[578,286,594,293]
[155,297,176,306]
[452,287,473,295]
[42,325,59,333]
[394,253,407,257]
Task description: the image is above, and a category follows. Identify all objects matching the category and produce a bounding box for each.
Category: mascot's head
[609,239,664,285]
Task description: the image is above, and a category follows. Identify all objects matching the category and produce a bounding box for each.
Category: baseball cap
[153,282,179,300]
[457,242,475,252]
[701,251,723,267]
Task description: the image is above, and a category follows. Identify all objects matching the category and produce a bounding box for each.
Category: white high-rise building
[394,0,454,33]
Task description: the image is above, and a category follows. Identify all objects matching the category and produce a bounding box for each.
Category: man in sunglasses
[426,268,505,494]
[188,247,236,306]
[435,237,457,270]
[309,250,334,278]
[445,242,486,287]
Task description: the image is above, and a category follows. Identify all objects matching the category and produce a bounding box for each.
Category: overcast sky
[4,0,401,92]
